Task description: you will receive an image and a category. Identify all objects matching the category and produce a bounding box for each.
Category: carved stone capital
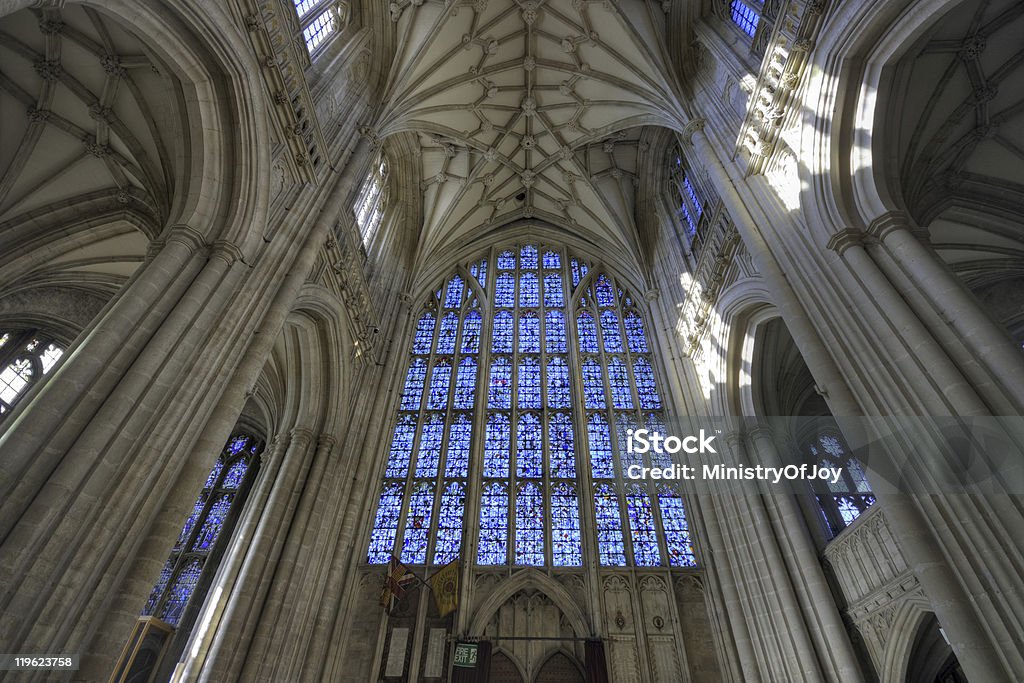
[164,224,208,254]
[209,240,245,266]
[680,117,706,143]
[827,227,868,254]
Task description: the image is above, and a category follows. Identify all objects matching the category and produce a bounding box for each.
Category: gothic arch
[0,0,272,254]
[878,597,946,683]
[468,569,591,638]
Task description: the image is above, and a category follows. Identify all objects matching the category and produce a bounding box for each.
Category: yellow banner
[428,559,459,617]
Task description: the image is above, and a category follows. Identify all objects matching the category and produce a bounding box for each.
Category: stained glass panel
[543,273,564,308]
[551,482,582,566]
[493,311,514,353]
[484,413,511,477]
[401,482,434,564]
[588,414,614,478]
[518,356,541,409]
[626,485,661,566]
[624,312,648,353]
[436,313,459,354]
[454,358,477,410]
[415,413,445,477]
[545,311,567,353]
[400,358,427,411]
[658,485,697,567]
[495,273,516,308]
[427,361,452,409]
[445,414,472,477]
[497,249,516,270]
[600,311,623,352]
[549,413,576,478]
[543,250,561,269]
[520,244,539,270]
[462,310,482,354]
[582,359,606,409]
[546,356,571,409]
[222,460,247,489]
[520,272,539,307]
[518,313,540,353]
[608,358,634,410]
[386,415,416,477]
[515,482,544,565]
[158,559,203,626]
[634,358,661,410]
[577,312,598,353]
[412,314,435,354]
[595,275,616,307]
[366,481,401,561]
[488,357,512,409]
[516,413,542,478]
[570,258,588,288]
[477,483,508,564]
[444,276,465,309]
[594,484,626,566]
[434,482,465,565]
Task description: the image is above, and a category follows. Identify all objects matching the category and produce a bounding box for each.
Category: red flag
[380,556,417,613]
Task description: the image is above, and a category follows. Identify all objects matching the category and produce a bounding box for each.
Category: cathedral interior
[0,0,1022,681]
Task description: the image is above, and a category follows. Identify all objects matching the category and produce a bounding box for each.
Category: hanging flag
[428,559,459,617]
[380,556,417,613]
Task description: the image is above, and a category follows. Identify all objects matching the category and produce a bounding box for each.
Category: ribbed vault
[375,0,688,262]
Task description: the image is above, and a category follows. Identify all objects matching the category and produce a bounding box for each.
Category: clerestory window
[0,330,64,418]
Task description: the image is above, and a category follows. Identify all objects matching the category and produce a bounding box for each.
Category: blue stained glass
[730,0,759,37]
[368,482,404,563]
[570,258,588,288]
[402,482,434,564]
[545,311,567,353]
[616,413,641,471]
[436,313,459,354]
[477,482,508,564]
[227,435,250,455]
[595,275,616,307]
[658,485,697,567]
[434,482,465,565]
[174,492,208,551]
[600,311,623,352]
[413,313,436,354]
[516,413,542,477]
[488,357,512,409]
[582,359,606,409]
[623,292,634,307]
[520,244,539,269]
[577,312,598,353]
[484,413,511,477]
[493,311,514,353]
[445,414,472,477]
[415,413,445,477]
[549,412,576,478]
[518,356,541,409]
[462,309,482,354]
[634,358,662,410]
[453,358,477,409]
[588,414,614,478]
[427,361,452,409]
[191,492,234,551]
[444,277,465,309]
[543,273,564,308]
[543,250,561,269]
[495,274,515,308]
[551,482,582,566]
[624,312,648,353]
[546,356,571,409]
[594,484,626,566]
[518,313,540,353]
[401,358,427,410]
[608,358,634,409]
[203,458,224,489]
[142,560,174,615]
[520,272,539,307]
[515,482,545,565]
[159,558,203,626]
[497,250,516,270]
[626,485,661,566]
[222,459,248,490]
[387,415,416,477]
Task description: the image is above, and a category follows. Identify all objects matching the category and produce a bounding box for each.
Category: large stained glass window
[807,431,876,537]
[366,245,697,569]
[0,330,65,418]
[142,432,261,627]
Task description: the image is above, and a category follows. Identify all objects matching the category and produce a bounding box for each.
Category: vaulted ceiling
[376,0,688,262]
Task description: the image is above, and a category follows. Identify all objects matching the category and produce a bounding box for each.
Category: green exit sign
[453,643,478,668]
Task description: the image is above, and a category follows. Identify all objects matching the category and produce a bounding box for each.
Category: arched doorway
[905,613,966,683]
[490,651,525,683]
[535,651,584,683]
